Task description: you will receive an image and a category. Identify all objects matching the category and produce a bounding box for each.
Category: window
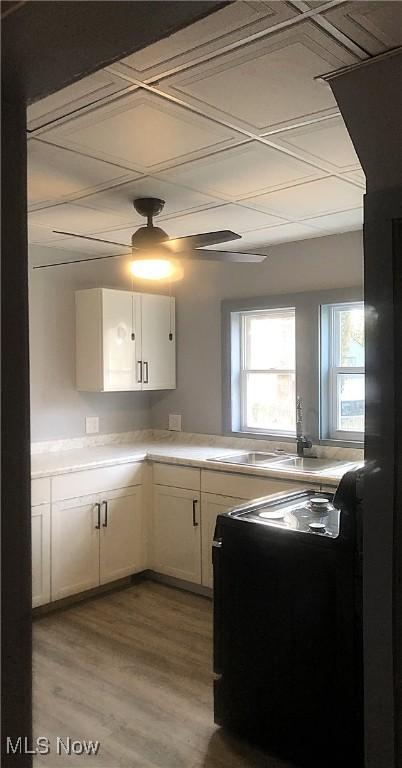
[323,302,365,440]
[223,289,363,446]
[239,308,296,435]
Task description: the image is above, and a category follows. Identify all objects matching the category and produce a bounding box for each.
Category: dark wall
[329,50,402,768]
[0,2,227,764]
[1,93,32,768]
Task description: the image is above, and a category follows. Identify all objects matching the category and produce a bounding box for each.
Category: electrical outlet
[85,416,99,434]
[168,414,182,431]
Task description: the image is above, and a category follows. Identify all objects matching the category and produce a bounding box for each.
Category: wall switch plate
[168,414,182,431]
[85,416,99,434]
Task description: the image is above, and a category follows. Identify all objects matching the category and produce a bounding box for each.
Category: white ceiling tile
[39,91,238,172]
[344,169,366,188]
[41,237,130,256]
[27,71,129,131]
[304,207,363,234]
[118,2,298,80]
[28,140,138,208]
[158,141,323,201]
[157,204,285,239]
[86,225,136,246]
[28,224,72,245]
[28,202,132,235]
[161,20,358,133]
[76,175,221,223]
[29,243,131,269]
[228,221,322,249]
[270,116,360,171]
[292,1,332,9]
[244,177,364,219]
[324,1,402,56]
[90,204,284,246]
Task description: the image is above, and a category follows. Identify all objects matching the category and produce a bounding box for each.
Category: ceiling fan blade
[52,230,132,249]
[181,248,267,263]
[166,230,241,252]
[32,251,131,269]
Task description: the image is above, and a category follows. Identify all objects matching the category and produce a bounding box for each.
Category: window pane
[337,373,365,432]
[245,310,295,370]
[338,306,364,367]
[245,372,296,432]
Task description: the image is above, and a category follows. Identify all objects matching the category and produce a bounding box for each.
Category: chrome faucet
[296,396,312,457]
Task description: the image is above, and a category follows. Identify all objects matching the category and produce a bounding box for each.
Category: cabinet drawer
[52,462,143,501]
[201,469,306,500]
[152,463,200,491]
[32,477,51,506]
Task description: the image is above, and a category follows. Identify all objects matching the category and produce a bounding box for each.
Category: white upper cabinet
[102,289,140,392]
[141,293,175,391]
[75,288,175,392]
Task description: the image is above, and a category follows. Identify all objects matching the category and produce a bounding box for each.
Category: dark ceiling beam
[1,0,229,103]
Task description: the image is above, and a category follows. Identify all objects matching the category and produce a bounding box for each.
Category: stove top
[230,490,340,538]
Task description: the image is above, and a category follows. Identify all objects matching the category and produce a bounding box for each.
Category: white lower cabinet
[32,503,51,607]
[100,486,145,585]
[151,470,309,590]
[152,485,201,584]
[51,486,145,601]
[200,493,244,589]
[52,494,100,600]
[36,459,314,605]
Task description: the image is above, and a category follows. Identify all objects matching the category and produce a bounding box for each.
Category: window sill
[228,430,296,444]
[319,438,364,449]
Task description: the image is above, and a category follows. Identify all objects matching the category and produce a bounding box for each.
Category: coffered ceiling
[27,0,402,261]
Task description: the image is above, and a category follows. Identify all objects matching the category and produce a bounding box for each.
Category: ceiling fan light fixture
[130,258,176,281]
[44,196,267,271]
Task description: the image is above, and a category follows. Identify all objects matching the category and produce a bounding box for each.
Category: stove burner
[307,497,332,514]
[259,510,285,520]
[309,522,327,533]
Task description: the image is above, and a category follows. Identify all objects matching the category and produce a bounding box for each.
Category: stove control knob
[309,522,326,533]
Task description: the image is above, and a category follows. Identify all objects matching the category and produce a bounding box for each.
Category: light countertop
[31,439,362,486]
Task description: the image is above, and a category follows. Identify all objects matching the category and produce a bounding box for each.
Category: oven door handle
[213,537,223,675]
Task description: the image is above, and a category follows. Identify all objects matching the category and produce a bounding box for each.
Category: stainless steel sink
[208,451,286,466]
[208,452,359,474]
[271,456,354,473]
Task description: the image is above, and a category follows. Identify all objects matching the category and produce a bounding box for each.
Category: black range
[213,476,364,768]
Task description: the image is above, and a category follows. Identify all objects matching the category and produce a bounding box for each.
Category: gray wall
[29,246,151,442]
[150,230,364,434]
[29,231,363,442]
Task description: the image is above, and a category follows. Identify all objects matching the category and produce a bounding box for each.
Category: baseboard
[145,570,213,599]
[32,572,147,617]
[32,570,212,618]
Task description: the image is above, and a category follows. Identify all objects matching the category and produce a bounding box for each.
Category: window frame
[239,307,296,437]
[326,301,365,442]
[222,287,364,448]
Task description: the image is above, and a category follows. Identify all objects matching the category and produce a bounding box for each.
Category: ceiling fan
[34,197,268,277]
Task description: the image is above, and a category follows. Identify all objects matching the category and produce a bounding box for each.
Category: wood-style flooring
[33,580,294,767]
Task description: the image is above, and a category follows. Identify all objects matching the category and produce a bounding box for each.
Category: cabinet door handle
[94,502,101,530]
[102,500,108,528]
[143,361,149,384]
[192,498,199,527]
[137,361,143,383]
